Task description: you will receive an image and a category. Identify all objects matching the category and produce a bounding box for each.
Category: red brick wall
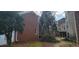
[17,12,39,42]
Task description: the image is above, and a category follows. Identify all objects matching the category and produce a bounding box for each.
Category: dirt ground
[0,37,76,47]
[13,41,54,47]
[12,37,76,47]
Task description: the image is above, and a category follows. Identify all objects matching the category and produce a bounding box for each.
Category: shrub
[39,33,59,43]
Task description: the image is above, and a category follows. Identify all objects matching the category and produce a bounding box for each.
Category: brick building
[0,11,40,45]
[17,11,39,42]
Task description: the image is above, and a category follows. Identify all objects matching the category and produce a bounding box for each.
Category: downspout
[14,31,16,42]
[14,31,18,42]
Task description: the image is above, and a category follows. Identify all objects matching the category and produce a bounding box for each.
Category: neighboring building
[65,11,79,43]
[65,11,77,40]
[56,18,66,37]
[17,11,39,42]
[74,11,79,43]
[57,18,66,32]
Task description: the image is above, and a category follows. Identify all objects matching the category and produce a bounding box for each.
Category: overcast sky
[35,11,65,21]
[20,11,65,21]
[55,11,65,21]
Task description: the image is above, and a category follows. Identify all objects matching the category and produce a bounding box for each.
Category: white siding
[0,35,7,45]
[0,31,15,45]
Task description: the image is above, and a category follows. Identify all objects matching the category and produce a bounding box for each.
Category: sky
[55,11,65,21]
[20,11,65,21]
[35,11,65,21]
[34,11,42,16]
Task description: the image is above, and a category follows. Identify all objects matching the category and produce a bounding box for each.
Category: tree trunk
[5,31,12,47]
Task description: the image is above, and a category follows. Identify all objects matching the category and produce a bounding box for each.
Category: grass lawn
[13,40,76,47]
[0,37,76,47]
[13,41,54,47]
